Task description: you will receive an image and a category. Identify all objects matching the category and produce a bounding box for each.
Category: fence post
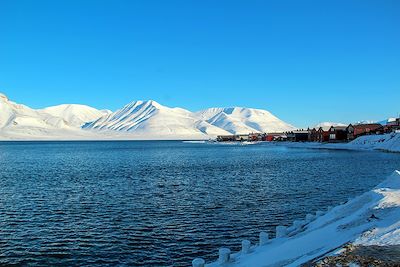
[218,248,231,264]
[192,258,205,267]
[276,225,287,238]
[259,231,269,245]
[241,240,251,254]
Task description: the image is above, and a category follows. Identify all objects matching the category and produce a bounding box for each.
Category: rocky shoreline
[308,244,400,266]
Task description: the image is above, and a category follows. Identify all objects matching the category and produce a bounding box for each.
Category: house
[287,130,308,142]
[386,118,400,132]
[265,133,286,141]
[235,134,250,142]
[307,128,318,142]
[249,133,262,141]
[316,127,330,142]
[394,118,400,132]
[328,126,348,142]
[347,123,383,140]
[387,118,399,127]
[217,135,236,142]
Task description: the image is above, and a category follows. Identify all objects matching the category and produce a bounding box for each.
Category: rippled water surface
[0,141,399,266]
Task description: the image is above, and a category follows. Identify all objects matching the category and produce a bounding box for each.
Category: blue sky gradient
[0,0,399,127]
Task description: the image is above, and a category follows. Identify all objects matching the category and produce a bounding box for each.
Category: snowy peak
[0,94,296,140]
[84,102,295,137]
[0,94,109,139]
[313,122,347,131]
[83,99,230,138]
[123,100,163,111]
[41,104,110,128]
[0,93,9,102]
[195,107,295,134]
[85,100,166,131]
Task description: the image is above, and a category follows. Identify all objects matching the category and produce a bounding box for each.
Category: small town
[216,118,400,143]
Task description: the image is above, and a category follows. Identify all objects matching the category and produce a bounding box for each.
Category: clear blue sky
[0,0,399,127]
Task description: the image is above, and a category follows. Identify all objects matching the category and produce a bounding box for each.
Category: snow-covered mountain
[313,122,347,130]
[0,93,108,139]
[83,102,295,138]
[82,100,231,139]
[378,118,397,126]
[41,104,111,128]
[195,107,295,134]
[0,93,296,140]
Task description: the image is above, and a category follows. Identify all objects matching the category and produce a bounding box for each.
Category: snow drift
[346,132,400,153]
[199,170,400,267]
[285,133,400,153]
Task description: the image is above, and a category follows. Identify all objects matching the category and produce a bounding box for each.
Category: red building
[386,118,400,132]
[316,127,330,142]
[328,126,348,142]
[346,123,382,140]
[265,133,286,141]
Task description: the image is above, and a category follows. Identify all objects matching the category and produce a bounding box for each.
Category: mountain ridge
[0,93,296,140]
[83,100,296,137]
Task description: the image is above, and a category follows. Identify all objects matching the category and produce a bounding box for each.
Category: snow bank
[282,133,400,153]
[346,133,400,153]
[192,171,400,267]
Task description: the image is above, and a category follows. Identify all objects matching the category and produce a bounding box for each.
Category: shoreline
[193,170,400,267]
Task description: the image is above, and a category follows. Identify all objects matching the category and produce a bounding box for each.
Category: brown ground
[302,244,400,267]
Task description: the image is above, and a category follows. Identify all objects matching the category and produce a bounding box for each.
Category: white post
[218,248,231,264]
[276,225,287,238]
[241,240,251,254]
[306,214,314,222]
[259,231,269,245]
[316,210,324,216]
[293,220,304,229]
[192,258,205,267]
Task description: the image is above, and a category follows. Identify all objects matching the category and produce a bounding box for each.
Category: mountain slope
[41,104,110,128]
[313,122,347,131]
[83,100,231,139]
[0,93,108,140]
[195,107,295,134]
[0,93,297,140]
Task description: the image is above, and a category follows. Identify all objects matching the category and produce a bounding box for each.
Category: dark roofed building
[287,130,308,142]
[316,127,330,142]
[308,128,318,142]
[328,126,348,142]
[347,123,383,140]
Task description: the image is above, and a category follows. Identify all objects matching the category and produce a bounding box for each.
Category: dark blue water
[0,141,399,266]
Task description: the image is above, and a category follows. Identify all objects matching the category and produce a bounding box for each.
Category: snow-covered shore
[282,132,400,153]
[193,170,400,267]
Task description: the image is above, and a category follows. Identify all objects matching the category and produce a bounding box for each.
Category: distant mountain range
[0,93,295,140]
[313,122,348,131]
[313,119,397,130]
[0,93,111,139]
